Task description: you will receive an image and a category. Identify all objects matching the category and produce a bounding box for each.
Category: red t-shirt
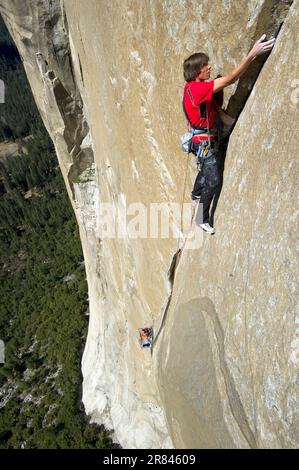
[183,80,216,130]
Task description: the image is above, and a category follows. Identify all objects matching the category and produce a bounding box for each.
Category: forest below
[0,15,116,449]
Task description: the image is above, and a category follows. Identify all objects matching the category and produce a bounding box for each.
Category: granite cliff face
[0,0,297,448]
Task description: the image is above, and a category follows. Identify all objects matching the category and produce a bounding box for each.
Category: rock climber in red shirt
[183,34,275,234]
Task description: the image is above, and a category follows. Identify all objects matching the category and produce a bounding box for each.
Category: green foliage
[0,146,117,448]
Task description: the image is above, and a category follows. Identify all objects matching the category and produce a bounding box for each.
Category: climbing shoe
[199,223,215,235]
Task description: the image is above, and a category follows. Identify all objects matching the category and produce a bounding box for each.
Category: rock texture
[0,0,297,448]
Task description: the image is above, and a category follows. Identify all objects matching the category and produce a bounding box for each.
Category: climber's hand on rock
[249,34,275,59]
[214,34,275,93]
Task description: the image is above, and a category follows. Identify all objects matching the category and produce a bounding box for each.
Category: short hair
[183,53,209,82]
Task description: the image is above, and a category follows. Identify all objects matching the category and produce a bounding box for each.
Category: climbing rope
[138,152,198,353]
[178,151,191,251]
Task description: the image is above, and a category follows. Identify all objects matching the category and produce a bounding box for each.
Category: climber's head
[183,52,211,82]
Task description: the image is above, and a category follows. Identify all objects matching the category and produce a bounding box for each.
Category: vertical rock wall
[157,1,299,449]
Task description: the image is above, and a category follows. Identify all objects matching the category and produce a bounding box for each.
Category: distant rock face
[0,0,297,448]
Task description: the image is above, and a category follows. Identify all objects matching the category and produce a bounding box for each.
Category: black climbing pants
[191,145,222,224]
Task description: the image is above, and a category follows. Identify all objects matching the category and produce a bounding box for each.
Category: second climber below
[182,34,275,234]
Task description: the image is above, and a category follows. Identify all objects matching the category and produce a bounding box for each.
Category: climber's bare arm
[213,34,275,93]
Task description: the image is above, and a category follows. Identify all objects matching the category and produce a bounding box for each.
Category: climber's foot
[199,223,215,235]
